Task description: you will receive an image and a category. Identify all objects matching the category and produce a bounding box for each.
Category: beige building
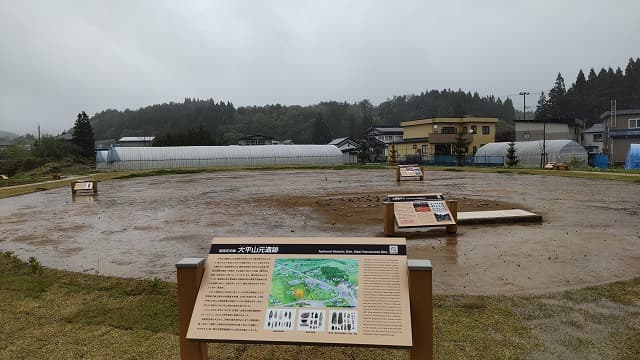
[514,118,584,143]
[396,117,498,158]
[601,109,640,165]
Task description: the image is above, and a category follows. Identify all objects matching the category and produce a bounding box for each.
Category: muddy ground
[1,169,639,295]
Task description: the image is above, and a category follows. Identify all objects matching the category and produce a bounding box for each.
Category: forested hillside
[90,90,516,144]
[535,57,640,126]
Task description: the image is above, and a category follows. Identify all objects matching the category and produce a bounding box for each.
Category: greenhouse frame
[96,145,344,170]
[475,140,588,168]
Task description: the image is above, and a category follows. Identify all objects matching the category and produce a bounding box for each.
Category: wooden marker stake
[445,200,458,234]
[177,258,208,360]
[408,259,433,360]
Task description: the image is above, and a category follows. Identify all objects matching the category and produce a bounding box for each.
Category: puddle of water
[1,169,639,295]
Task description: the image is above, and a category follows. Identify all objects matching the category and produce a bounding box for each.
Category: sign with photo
[386,194,456,228]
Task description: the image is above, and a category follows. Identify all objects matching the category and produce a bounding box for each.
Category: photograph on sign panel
[268,258,358,308]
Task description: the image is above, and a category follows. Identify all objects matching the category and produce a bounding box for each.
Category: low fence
[398,155,504,167]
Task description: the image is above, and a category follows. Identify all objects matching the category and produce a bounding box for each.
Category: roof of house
[118,136,155,142]
[600,109,640,119]
[514,118,584,126]
[366,126,404,135]
[609,129,640,138]
[328,137,358,146]
[585,123,604,133]
[238,134,274,140]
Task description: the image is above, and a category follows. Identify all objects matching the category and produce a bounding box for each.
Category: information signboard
[387,194,455,228]
[398,165,423,178]
[73,182,93,191]
[187,237,412,347]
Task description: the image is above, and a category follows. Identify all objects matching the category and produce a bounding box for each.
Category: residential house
[397,116,498,159]
[117,136,155,147]
[365,126,404,144]
[601,109,640,165]
[583,123,604,154]
[364,126,403,157]
[514,118,584,144]
[329,137,359,164]
[238,134,273,146]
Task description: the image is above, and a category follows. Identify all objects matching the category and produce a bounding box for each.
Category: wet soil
[1,169,639,295]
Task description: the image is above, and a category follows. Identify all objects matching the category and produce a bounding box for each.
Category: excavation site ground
[1,169,639,295]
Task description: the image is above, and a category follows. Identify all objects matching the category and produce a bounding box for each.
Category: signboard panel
[398,165,423,178]
[187,237,412,347]
[73,182,93,191]
[387,194,455,228]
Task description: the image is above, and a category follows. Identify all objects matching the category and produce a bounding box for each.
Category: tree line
[0,112,94,177]
[535,57,640,126]
[90,90,517,145]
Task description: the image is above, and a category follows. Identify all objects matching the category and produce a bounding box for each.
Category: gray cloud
[1,0,639,134]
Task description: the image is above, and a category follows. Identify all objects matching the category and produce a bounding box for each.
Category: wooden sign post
[71,180,98,196]
[396,165,424,182]
[383,194,457,236]
[176,238,434,360]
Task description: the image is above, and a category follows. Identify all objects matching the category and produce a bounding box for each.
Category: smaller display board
[73,182,93,191]
[386,194,455,228]
[398,165,423,178]
[187,237,412,347]
[71,180,98,196]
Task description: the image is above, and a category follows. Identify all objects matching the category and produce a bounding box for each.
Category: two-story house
[514,118,584,144]
[601,109,640,165]
[396,117,498,159]
[583,123,604,155]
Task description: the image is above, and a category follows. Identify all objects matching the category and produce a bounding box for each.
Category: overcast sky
[1,0,638,135]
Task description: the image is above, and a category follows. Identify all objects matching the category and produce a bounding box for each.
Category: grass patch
[1,252,639,359]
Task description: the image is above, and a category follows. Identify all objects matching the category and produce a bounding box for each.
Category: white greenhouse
[96,145,344,170]
[475,140,588,168]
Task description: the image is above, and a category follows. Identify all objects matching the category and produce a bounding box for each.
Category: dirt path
[0,169,639,295]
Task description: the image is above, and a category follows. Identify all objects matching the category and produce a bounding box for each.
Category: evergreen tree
[534,91,549,120]
[453,132,471,166]
[311,112,332,144]
[72,111,95,160]
[574,69,587,89]
[547,73,567,118]
[505,142,519,167]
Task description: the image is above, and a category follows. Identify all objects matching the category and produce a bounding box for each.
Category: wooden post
[445,200,457,234]
[177,258,208,360]
[408,259,433,360]
[396,167,401,182]
[71,181,77,196]
[93,180,98,195]
[384,201,395,236]
[419,167,424,181]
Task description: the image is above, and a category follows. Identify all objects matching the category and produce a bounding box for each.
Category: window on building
[482,126,490,135]
[592,133,603,142]
[462,126,467,134]
[421,145,428,155]
[441,127,457,134]
[470,125,477,134]
[630,119,640,129]
[523,132,530,140]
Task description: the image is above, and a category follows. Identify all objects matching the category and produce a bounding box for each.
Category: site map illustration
[268,258,358,308]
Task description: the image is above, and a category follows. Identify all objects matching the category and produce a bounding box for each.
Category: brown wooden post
[419,167,424,181]
[445,200,458,234]
[384,201,395,236]
[71,181,77,196]
[396,167,400,182]
[408,259,433,360]
[93,180,98,195]
[177,258,208,360]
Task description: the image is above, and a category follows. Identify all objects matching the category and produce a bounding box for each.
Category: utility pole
[519,92,530,120]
